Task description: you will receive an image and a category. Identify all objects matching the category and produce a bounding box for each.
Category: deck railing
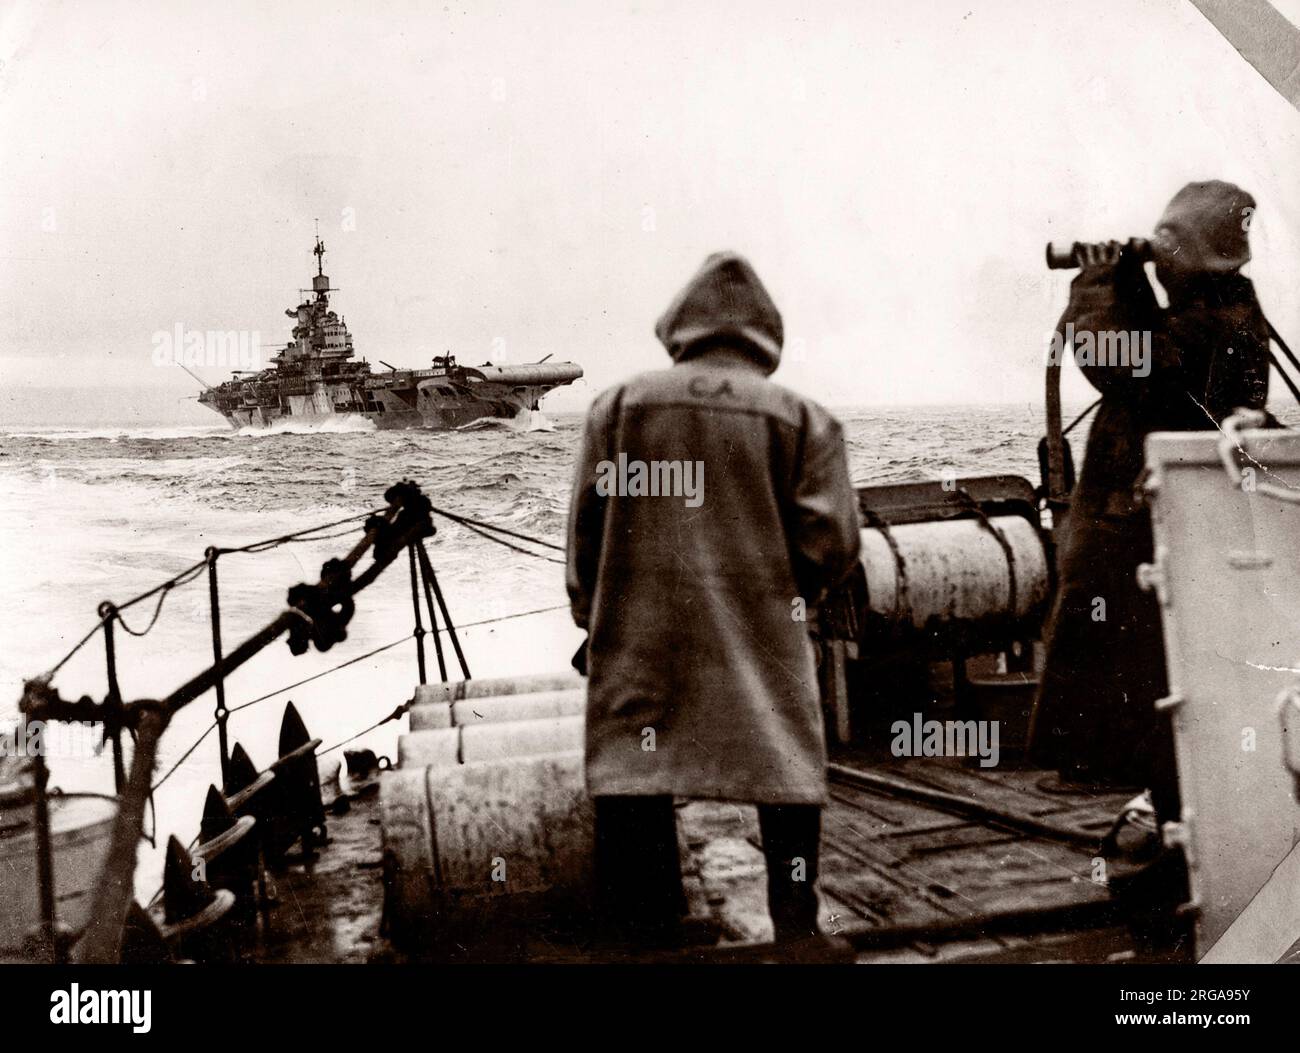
[13,480,483,963]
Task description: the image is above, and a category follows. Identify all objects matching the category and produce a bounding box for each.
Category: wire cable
[430,503,564,551]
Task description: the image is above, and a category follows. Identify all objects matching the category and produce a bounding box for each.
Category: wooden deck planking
[811,756,1119,938]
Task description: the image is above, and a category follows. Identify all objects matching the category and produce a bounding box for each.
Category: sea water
[0,403,1071,895]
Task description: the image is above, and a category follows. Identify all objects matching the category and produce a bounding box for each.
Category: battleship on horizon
[197,237,583,430]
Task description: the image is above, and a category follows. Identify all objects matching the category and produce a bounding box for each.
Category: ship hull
[215,382,564,431]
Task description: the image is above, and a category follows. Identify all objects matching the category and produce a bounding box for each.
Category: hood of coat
[654,252,783,374]
[1151,180,1254,275]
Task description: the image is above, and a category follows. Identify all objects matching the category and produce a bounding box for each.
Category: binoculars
[1045,237,1153,270]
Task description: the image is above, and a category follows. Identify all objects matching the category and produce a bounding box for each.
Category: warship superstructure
[198,238,583,429]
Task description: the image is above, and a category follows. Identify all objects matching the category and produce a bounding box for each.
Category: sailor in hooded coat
[568,252,860,804]
[1028,181,1271,813]
[566,252,860,942]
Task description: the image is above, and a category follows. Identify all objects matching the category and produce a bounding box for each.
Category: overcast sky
[2,0,1298,417]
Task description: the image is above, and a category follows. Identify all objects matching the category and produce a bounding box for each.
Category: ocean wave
[0,424,233,441]
[453,410,556,434]
[457,472,525,490]
[509,410,556,433]
[234,415,378,437]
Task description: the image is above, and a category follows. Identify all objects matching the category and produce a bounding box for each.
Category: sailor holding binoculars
[1029,180,1271,851]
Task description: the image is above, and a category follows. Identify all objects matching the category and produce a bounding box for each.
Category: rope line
[430,503,565,551]
[41,509,381,679]
[45,502,556,677]
[151,719,219,793]
[1062,398,1101,437]
[445,515,566,564]
[142,597,572,799]
[318,709,406,757]
[114,586,177,637]
[114,558,208,617]
[212,509,380,555]
[449,603,569,631]
[227,635,412,714]
[46,620,109,679]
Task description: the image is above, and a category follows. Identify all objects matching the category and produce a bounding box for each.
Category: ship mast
[309,220,333,300]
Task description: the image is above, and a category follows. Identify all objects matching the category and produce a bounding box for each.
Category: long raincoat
[1029,181,1270,786]
[566,253,861,804]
